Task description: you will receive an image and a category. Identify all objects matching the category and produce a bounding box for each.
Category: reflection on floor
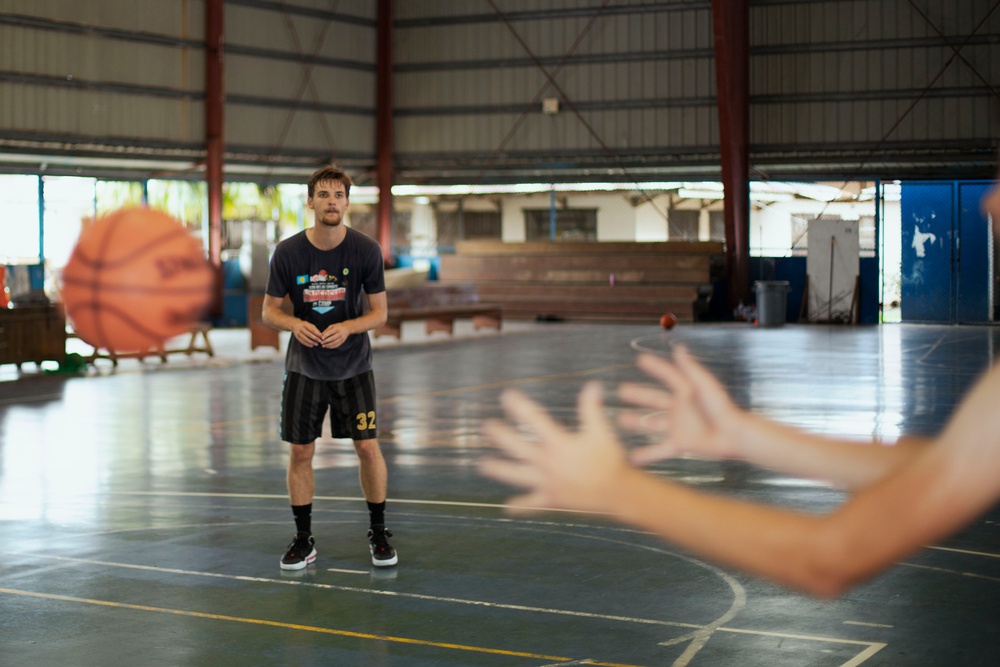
[1,321,998,666]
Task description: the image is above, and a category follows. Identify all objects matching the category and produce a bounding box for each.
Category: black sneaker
[280,533,316,570]
[368,524,398,567]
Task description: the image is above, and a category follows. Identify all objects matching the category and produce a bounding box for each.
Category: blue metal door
[957,183,992,324]
[900,183,954,323]
[900,181,993,324]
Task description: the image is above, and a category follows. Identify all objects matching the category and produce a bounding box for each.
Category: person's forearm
[262,305,386,335]
[262,304,299,332]
[342,306,387,335]
[608,427,993,598]
[630,350,926,490]
[603,467,853,595]
[602,463,935,597]
[732,411,925,490]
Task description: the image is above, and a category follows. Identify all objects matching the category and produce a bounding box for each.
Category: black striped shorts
[280,370,378,444]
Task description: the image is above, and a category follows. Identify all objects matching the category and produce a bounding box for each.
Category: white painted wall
[635,197,669,241]
[500,192,641,242]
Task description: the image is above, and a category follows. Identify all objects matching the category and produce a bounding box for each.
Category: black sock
[367,501,386,527]
[292,503,312,535]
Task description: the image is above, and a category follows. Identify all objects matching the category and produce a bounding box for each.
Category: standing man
[263,164,397,570]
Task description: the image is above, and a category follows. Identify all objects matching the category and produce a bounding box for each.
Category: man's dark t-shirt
[265,227,386,381]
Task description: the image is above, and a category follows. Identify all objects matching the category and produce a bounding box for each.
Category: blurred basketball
[60,207,215,352]
[659,312,677,329]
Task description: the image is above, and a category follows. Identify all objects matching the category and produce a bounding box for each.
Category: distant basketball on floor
[60,207,215,352]
[660,312,677,329]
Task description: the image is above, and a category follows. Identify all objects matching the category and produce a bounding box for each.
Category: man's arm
[618,348,926,490]
[262,291,388,349]
[358,290,389,332]
[262,293,323,348]
[317,290,387,349]
[479,364,1000,597]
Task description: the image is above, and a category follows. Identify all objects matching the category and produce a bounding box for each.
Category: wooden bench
[78,322,215,367]
[438,240,725,323]
[375,284,502,340]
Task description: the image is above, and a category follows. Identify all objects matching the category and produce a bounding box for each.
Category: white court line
[899,561,1000,584]
[109,492,1000,562]
[3,551,887,666]
[47,491,892,665]
[108,490,606,515]
[843,621,894,629]
[927,545,1000,559]
[327,568,368,575]
[836,642,887,667]
[713,626,887,666]
[5,552,704,630]
[716,625,886,646]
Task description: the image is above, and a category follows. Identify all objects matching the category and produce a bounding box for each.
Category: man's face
[308,179,349,227]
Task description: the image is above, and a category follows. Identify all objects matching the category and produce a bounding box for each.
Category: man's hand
[289,320,324,347]
[618,347,745,465]
[479,382,631,514]
[320,322,352,349]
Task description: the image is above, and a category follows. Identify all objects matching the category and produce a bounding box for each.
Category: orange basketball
[660,312,677,329]
[60,207,215,352]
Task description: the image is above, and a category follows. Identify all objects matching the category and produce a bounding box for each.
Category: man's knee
[354,439,382,462]
[288,442,316,466]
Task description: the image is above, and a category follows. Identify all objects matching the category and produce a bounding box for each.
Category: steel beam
[205,0,224,273]
[712,0,750,309]
[376,0,393,264]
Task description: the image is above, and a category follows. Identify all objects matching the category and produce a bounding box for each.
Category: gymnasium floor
[1,320,998,666]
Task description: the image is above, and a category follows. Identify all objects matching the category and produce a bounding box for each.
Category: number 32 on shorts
[356,411,376,431]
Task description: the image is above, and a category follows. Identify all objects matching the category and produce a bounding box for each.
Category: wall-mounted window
[437,209,501,245]
[667,209,699,240]
[524,208,597,241]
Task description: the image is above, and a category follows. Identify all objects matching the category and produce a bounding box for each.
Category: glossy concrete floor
[1,321,999,666]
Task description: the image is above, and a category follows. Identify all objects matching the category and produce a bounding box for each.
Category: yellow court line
[5,552,698,630]
[0,587,643,667]
[2,548,888,665]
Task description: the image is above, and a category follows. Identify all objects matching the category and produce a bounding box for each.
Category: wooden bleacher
[438,240,724,323]
[376,283,502,339]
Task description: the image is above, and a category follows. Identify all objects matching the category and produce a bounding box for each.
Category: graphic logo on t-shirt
[301,270,345,314]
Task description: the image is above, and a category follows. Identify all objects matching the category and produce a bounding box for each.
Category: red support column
[376,0,394,265]
[205,0,224,272]
[712,0,750,309]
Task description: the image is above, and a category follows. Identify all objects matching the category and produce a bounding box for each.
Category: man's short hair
[308,165,353,198]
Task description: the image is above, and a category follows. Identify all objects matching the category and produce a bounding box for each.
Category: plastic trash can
[754,280,790,328]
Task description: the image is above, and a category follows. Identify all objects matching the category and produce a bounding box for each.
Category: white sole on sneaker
[280,548,317,570]
[371,552,398,567]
